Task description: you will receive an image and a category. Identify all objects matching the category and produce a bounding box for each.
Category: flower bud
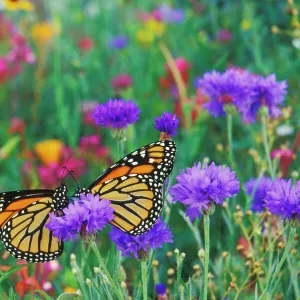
[167,268,175,276]
[198,248,205,259]
[86,278,92,286]
[152,260,159,267]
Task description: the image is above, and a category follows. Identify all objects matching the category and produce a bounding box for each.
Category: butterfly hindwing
[94,175,163,235]
[0,184,68,262]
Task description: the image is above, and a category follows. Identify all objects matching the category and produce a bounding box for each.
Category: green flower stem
[174,251,185,299]
[203,214,210,300]
[141,260,148,300]
[226,112,234,168]
[90,241,124,300]
[118,139,125,159]
[259,227,296,299]
[261,115,275,180]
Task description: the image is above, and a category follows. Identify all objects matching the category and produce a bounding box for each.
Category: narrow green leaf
[0,265,27,284]
[56,293,79,300]
[33,290,54,300]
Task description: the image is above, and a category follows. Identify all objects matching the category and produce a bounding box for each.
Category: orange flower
[34,139,63,165]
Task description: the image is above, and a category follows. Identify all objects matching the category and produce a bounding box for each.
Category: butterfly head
[53,183,69,210]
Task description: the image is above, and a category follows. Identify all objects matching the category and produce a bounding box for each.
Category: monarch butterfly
[0,183,69,262]
[75,140,176,236]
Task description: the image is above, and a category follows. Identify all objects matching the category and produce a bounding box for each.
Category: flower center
[218,94,232,103]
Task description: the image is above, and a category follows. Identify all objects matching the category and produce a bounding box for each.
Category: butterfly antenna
[60,156,72,183]
[63,167,79,188]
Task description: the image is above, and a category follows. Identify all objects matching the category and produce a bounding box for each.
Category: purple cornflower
[154,112,179,136]
[264,179,300,220]
[46,194,114,241]
[238,74,287,123]
[93,99,140,129]
[156,283,167,295]
[109,218,173,259]
[217,29,232,42]
[170,162,240,221]
[156,4,185,23]
[195,69,252,118]
[108,35,128,49]
[245,176,272,212]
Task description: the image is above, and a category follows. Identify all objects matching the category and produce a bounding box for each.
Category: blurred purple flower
[155,4,185,23]
[93,99,140,128]
[111,74,132,90]
[264,179,300,220]
[245,176,272,212]
[46,193,114,241]
[217,29,232,42]
[109,218,173,259]
[239,75,287,123]
[170,162,240,220]
[154,112,179,136]
[108,35,128,49]
[156,283,167,295]
[195,69,252,118]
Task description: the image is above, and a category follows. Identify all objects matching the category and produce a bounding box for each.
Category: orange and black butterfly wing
[88,140,176,194]
[92,174,163,235]
[74,140,176,235]
[0,184,68,262]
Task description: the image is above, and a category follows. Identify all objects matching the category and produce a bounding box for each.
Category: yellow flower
[145,18,165,36]
[31,22,55,46]
[63,287,78,294]
[136,29,154,45]
[241,19,251,31]
[4,0,34,11]
[34,139,63,166]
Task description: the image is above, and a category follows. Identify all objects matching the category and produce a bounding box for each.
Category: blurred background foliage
[0,0,299,299]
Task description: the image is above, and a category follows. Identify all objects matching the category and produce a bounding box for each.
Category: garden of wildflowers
[0,1,299,299]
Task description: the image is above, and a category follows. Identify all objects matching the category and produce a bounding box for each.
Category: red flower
[78,37,94,52]
[237,236,249,257]
[15,263,41,299]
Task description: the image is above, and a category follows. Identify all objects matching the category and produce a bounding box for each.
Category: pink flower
[79,135,101,151]
[271,148,295,177]
[38,147,86,188]
[8,117,26,135]
[0,58,8,83]
[111,74,133,90]
[165,57,190,75]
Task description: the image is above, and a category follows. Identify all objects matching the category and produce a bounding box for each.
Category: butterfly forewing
[0,184,68,262]
[89,140,176,192]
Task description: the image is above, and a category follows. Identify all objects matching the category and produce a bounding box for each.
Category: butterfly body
[0,183,68,262]
[75,140,176,235]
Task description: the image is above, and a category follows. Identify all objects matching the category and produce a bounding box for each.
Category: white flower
[292,38,300,49]
[276,124,294,136]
